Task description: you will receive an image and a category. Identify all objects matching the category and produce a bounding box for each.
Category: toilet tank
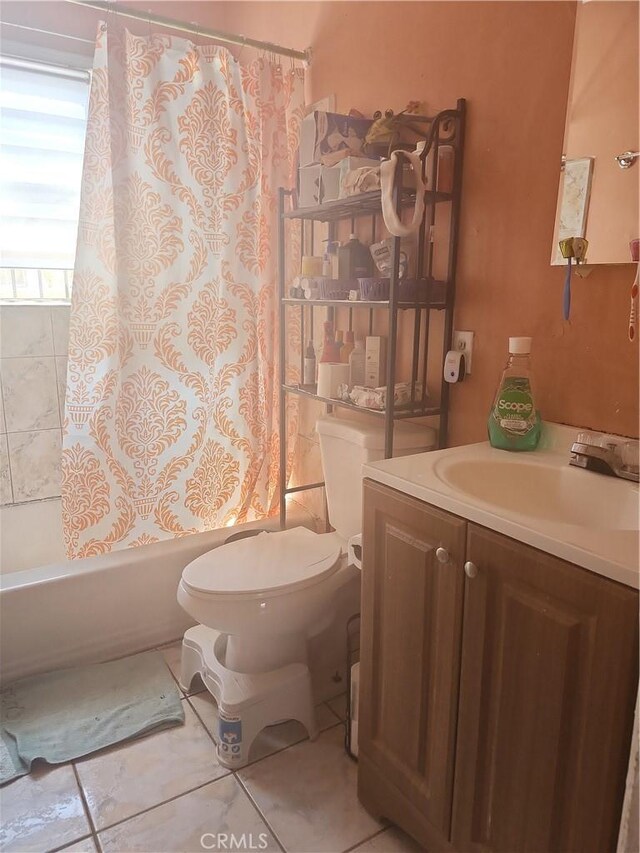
[316,416,437,542]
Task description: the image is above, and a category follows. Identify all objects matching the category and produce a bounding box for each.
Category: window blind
[0,59,90,269]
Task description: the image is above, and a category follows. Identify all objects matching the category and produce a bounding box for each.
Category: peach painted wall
[214,0,639,443]
[2,1,637,443]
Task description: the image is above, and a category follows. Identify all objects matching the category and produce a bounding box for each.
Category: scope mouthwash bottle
[488,337,541,451]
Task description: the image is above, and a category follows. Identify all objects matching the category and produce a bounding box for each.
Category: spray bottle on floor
[488,337,541,451]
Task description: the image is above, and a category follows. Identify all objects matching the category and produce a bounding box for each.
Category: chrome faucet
[570,432,639,482]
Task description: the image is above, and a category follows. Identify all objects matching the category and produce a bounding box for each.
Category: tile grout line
[104,641,184,667]
[185,694,218,749]
[235,723,386,853]
[52,307,65,428]
[3,426,63,434]
[49,307,57,357]
[252,720,344,768]
[241,731,308,768]
[47,832,96,853]
[0,354,62,359]
[233,772,289,853]
[70,762,101,853]
[342,826,391,853]
[89,773,234,840]
[0,372,7,434]
[324,696,346,723]
[0,376,15,505]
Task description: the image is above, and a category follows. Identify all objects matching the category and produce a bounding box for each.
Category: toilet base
[180,625,318,768]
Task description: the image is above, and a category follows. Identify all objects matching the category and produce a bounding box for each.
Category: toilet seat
[181,527,342,598]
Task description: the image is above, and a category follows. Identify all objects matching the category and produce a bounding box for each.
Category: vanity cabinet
[359,480,466,843]
[359,479,639,853]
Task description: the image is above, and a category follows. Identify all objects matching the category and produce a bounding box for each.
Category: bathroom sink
[363,424,639,587]
[434,458,639,531]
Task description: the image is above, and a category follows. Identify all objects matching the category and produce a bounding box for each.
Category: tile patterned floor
[0,642,422,853]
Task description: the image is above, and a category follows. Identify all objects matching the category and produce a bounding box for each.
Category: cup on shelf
[300,277,333,299]
[316,277,338,299]
[358,277,390,301]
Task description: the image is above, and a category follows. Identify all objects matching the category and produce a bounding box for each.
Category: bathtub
[0,503,359,701]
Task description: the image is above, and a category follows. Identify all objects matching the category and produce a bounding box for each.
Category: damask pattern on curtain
[61,25,304,558]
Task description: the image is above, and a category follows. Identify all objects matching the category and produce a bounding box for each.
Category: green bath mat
[0,650,184,785]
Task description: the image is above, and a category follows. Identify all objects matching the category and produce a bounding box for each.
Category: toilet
[177,415,435,767]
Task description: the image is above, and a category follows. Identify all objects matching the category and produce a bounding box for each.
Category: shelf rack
[278,99,466,526]
[280,187,454,222]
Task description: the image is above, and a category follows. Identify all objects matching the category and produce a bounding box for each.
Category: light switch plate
[452,331,474,374]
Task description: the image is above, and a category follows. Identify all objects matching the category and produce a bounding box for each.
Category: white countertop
[363,423,639,589]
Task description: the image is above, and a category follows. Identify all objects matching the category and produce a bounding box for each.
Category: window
[0,57,90,301]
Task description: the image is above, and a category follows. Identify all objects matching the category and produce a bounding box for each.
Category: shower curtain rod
[63,0,311,63]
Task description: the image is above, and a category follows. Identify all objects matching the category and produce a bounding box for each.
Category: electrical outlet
[452,331,474,374]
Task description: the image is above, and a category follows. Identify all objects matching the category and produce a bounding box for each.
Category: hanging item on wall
[553,157,593,266]
[380,150,425,237]
[364,102,428,158]
[629,239,639,342]
[299,111,374,168]
[558,236,588,320]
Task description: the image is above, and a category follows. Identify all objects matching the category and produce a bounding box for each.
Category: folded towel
[1,650,184,785]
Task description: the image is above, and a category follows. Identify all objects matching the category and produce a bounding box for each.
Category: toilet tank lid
[316,415,437,451]
[182,527,341,596]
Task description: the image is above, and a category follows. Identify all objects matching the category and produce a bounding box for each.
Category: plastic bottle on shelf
[322,240,339,279]
[349,339,366,386]
[320,321,340,363]
[338,234,373,280]
[340,330,355,363]
[488,337,541,451]
[303,341,316,385]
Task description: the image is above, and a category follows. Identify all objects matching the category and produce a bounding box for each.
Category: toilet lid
[181,527,342,596]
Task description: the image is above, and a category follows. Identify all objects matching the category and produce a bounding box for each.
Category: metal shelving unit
[278,99,466,526]
[282,383,442,419]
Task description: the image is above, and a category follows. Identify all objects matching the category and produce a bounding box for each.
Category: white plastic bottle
[349,339,365,386]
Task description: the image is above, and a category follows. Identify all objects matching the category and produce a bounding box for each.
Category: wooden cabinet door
[359,479,466,840]
[452,524,639,853]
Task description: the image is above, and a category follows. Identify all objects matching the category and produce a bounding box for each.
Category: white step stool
[180,625,318,768]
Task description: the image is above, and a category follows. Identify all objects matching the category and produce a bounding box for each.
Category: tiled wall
[0,305,70,506]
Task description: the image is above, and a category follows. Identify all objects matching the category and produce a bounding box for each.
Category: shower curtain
[61,25,304,558]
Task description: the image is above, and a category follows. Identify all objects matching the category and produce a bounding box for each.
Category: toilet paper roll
[317,362,350,398]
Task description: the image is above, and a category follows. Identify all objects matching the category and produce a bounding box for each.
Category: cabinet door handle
[435,547,450,564]
[464,561,478,579]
